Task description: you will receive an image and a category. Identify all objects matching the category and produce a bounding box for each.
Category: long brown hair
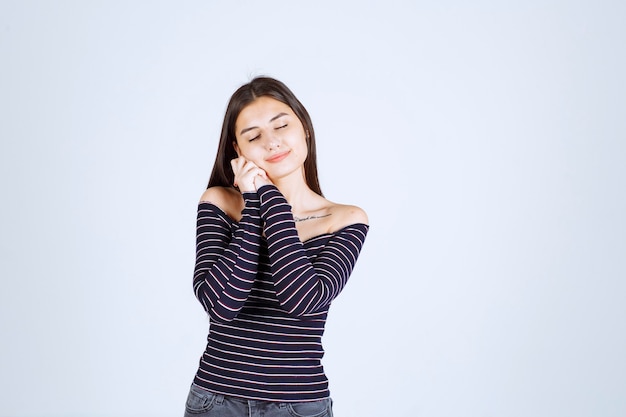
[207,77,323,196]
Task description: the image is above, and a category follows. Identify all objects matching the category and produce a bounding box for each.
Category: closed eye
[276,124,287,130]
[249,134,260,142]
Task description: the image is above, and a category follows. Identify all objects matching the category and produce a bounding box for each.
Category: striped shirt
[192,185,368,402]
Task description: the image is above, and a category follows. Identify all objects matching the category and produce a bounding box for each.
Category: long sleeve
[258,185,369,317]
[193,192,262,322]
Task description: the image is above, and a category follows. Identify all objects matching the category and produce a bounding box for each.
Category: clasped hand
[231,156,272,192]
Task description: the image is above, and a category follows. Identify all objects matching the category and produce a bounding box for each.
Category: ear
[233,141,241,157]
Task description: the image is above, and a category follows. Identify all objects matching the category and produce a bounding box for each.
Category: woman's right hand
[231,156,268,193]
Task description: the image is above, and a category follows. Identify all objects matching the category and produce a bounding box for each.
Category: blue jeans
[183,384,334,417]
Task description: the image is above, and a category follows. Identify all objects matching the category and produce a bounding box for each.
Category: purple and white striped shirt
[192,185,368,402]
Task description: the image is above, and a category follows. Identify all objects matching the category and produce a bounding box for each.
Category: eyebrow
[239,112,289,135]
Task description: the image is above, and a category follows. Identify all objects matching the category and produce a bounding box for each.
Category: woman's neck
[271,174,318,214]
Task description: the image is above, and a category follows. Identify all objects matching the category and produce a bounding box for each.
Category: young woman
[184,77,369,417]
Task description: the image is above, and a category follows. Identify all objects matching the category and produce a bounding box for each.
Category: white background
[1,1,625,416]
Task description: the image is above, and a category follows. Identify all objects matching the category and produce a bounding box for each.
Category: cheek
[295,136,309,156]
[238,146,263,162]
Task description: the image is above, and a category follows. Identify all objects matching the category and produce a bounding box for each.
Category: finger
[241,163,263,179]
[231,158,247,187]
[230,158,240,177]
[254,173,272,188]
[231,156,246,171]
[232,158,251,178]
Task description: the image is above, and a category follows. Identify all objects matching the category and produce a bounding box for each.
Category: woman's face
[233,96,308,181]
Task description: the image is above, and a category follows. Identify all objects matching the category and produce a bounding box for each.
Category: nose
[265,134,280,150]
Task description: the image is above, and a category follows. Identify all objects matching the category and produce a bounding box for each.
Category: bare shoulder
[199,186,244,221]
[329,203,369,231]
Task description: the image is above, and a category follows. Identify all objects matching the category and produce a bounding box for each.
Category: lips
[265,150,291,163]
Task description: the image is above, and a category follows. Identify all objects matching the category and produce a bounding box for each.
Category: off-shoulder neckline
[198,200,368,244]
